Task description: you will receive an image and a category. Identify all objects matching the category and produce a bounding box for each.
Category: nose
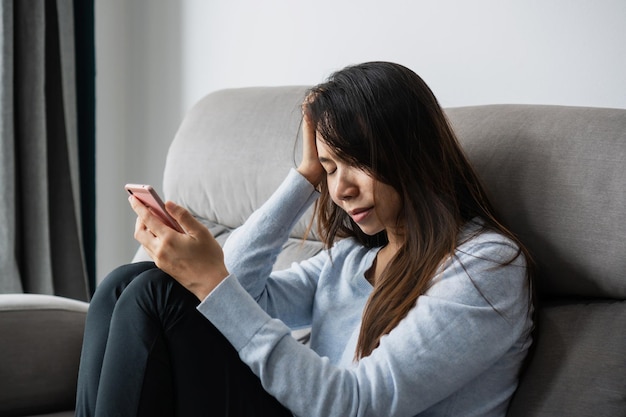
[332,169,358,201]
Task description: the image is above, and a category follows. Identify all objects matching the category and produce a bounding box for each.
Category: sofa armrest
[0,294,89,416]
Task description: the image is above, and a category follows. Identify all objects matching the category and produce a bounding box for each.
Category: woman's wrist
[297,165,324,187]
[186,267,230,301]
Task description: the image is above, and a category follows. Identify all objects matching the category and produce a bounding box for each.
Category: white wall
[95,0,626,282]
[180,0,626,110]
[95,0,182,281]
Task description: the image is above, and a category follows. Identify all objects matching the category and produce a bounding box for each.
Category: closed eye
[318,156,336,175]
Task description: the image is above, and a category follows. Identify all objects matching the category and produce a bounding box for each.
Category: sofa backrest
[163,87,305,230]
[448,105,626,299]
[157,86,626,416]
[159,86,323,270]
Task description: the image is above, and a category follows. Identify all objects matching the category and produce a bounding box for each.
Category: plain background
[94,0,626,283]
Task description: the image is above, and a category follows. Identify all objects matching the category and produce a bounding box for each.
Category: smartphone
[124,184,184,233]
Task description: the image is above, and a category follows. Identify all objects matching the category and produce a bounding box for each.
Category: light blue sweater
[197,169,532,417]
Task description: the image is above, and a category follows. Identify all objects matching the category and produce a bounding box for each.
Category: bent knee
[115,268,196,321]
[94,262,157,299]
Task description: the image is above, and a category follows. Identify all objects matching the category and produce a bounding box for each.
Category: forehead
[315,135,338,159]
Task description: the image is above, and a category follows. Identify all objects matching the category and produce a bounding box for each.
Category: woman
[76,62,533,417]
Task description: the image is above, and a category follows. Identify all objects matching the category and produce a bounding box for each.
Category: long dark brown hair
[304,62,532,359]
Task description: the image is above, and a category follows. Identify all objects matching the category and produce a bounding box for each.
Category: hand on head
[297,95,325,187]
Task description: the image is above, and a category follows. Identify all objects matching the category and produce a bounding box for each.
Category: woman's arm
[130,167,326,328]
[198,234,532,417]
[219,109,327,323]
[221,168,325,327]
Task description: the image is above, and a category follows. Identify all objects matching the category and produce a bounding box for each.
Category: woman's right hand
[297,104,325,187]
[130,196,229,301]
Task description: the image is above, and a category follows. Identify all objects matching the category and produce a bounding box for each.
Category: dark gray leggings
[75,262,291,417]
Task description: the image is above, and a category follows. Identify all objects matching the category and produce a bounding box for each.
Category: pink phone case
[124,184,184,233]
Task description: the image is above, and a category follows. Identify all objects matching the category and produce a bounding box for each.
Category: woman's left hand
[129,196,229,300]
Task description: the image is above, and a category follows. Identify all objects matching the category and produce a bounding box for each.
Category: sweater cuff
[196,275,276,351]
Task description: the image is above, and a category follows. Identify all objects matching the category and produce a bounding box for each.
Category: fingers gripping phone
[124,184,185,233]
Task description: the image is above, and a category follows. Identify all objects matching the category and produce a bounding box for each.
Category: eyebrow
[318,156,334,164]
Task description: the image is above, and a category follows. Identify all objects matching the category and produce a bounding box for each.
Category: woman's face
[316,137,403,244]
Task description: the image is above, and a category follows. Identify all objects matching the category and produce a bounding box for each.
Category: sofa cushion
[507,299,626,417]
[162,86,316,242]
[447,105,626,299]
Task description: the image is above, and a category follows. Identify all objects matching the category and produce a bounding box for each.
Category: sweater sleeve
[198,234,532,417]
[221,168,325,329]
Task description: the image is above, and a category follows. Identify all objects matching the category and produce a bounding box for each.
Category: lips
[349,207,373,223]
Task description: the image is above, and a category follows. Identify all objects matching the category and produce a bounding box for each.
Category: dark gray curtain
[0,0,89,300]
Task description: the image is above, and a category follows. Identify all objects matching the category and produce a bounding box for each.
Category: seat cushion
[507,299,626,417]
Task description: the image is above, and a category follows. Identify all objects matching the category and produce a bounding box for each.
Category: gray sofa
[1,86,624,416]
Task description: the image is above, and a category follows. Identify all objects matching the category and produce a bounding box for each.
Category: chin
[358,225,385,236]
